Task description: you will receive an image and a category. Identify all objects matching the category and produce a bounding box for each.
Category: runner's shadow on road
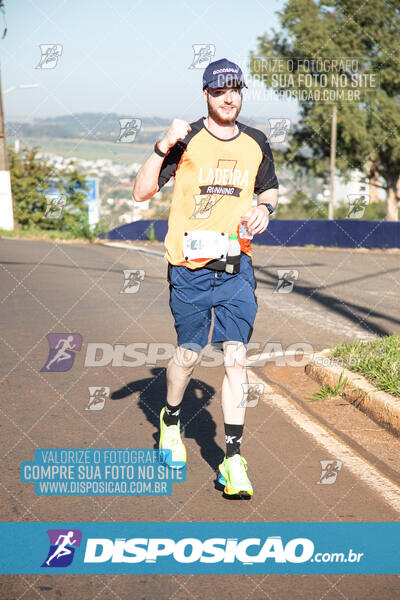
[254,265,398,337]
[111,368,224,473]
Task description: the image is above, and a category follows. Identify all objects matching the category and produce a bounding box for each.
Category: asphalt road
[1,238,399,599]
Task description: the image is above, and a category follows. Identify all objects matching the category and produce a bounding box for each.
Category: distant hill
[5,113,171,144]
[6,112,263,144]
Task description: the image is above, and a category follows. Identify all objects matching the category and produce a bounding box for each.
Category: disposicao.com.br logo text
[83,536,364,565]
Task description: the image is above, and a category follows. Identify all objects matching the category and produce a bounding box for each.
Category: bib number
[183,231,228,261]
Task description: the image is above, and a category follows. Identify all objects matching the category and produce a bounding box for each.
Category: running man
[45,335,76,371]
[46,531,77,565]
[133,58,279,498]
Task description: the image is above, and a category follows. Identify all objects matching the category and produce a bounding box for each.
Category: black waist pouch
[203,251,245,272]
[168,252,245,275]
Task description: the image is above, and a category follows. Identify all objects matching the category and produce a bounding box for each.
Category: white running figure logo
[46,531,77,566]
[45,335,76,370]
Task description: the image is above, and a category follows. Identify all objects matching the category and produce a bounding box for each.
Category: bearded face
[205,86,243,126]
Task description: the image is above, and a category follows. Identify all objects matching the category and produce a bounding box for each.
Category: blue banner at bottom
[0,522,398,574]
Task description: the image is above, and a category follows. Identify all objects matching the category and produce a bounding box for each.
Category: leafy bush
[276,191,328,219]
[334,199,386,220]
[276,191,387,220]
[145,222,157,241]
[70,220,109,241]
[9,145,89,231]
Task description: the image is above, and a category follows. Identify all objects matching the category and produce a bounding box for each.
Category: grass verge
[0,227,77,241]
[331,334,400,398]
[0,226,104,243]
[308,372,349,402]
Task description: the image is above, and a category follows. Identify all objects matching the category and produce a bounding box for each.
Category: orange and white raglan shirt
[157,117,279,269]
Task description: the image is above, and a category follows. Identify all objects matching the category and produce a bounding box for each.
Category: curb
[249,368,400,513]
[305,350,400,436]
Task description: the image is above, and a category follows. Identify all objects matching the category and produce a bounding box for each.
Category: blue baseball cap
[203,58,248,90]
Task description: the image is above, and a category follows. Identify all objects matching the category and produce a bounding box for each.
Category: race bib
[183,231,229,261]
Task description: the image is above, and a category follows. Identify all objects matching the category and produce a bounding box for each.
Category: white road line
[249,371,400,513]
[102,242,164,258]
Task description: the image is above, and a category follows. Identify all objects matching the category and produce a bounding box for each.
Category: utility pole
[0,67,13,229]
[328,105,337,220]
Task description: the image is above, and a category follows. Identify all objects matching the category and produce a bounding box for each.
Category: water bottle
[239,216,254,240]
[225,234,241,274]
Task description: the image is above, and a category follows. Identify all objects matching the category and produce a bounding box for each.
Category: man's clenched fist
[158,119,192,154]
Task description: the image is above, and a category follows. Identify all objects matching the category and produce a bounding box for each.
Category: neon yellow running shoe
[218,454,253,498]
[159,407,187,469]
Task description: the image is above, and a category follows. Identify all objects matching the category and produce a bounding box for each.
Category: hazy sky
[1,0,299,124]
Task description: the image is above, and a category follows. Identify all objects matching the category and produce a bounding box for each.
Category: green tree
[250,0,400,221]
[9,145,88,230]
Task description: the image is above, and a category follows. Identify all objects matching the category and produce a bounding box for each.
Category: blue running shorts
[167,253,258,351]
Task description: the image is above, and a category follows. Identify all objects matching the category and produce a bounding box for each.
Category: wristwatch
[258,202,275,215]
[154,141,168,157]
